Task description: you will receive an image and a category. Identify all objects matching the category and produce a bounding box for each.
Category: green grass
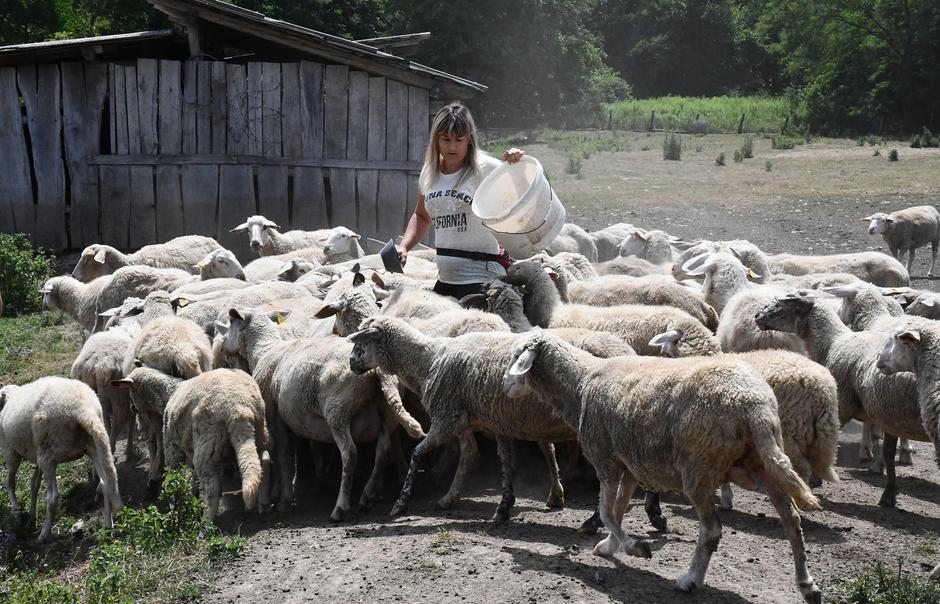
[830,562,940,604]
[606,96,795,134]
[0,312,83,385]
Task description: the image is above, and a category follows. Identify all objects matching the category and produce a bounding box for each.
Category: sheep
[100,290,176,332]
[619,228,688,266]
[71,235,222,282]
[320,226,366,263]
[196,248,247,281]
[589,222,636,262]
[865,205,940,277]
[40,274,114,332]
[544,223,598,262]
[242,248,325,281]
[501,261,719,356]
[905,291,940,320]
[221,308,424,520]
[277,259,320,282]
[124,315,212,380]
[567,275,719,330]
[763,250,909,287]
[527,251,598,281]
[170,277,250,298]
[596,256,665,277]
[0,377,122,543]
[92,265,194,331]
[500,333,821,602]
[754,293,932,508]
[767,272,863,289]
[230,214,331,256]
[347,316,582,522]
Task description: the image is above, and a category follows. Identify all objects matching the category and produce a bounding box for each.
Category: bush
[873,148,881,157]
[741,134,754,159]
[662,133,682,160]
[911,127,939,149]
[765,160,773,172]
[772,134,802,150]
[565,155,582,175]
[889,149,899,161]
[715,152,726,166]
[733,149,744,163]
[0,233,56,317]
[833,561,940,603]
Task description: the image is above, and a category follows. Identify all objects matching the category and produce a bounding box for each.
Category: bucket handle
[483,216,550,236]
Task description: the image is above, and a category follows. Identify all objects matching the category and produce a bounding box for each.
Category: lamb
[619,228,688,266]
[865,205,940,277]
[544,223,598,262]
[500,333,821,602]
[755,294,932,508]
[501,261,719,356]
[92,265,194,331]
[231,215,329,256]
[905,292,940,320]
[567,275,719,330]
[320,226,367,263]
[71,235,222,282]
[589,222,636,262]
[221,308,424,520]
[124,315,212,379]
[0,377,122,543]
[40,274,114,332]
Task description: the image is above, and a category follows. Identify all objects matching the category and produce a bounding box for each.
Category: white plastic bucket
[473,156,566,259]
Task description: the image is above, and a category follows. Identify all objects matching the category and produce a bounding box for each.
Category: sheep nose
[868,228,875,235]
[250,240,261,250]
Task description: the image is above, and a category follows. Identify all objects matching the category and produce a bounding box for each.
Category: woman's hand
[503,148,526,164]
[395,244,408,267]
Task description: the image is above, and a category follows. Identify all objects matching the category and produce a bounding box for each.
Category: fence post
[737,113,745,134]
[648,110,655,132]
[781,116,789,134]
[607,109,613,131]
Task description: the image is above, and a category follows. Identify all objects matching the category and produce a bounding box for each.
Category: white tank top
[422,154,506,284]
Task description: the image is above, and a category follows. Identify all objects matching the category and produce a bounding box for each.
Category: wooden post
[607,109,613,131]
[648,110,655,132]
[781,116,789,134]
[737,113,745,134]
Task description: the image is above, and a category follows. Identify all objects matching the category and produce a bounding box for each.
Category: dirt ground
[203,135,940,603]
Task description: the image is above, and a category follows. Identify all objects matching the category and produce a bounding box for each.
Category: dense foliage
[2,0,938,133]
[0,233,56,316]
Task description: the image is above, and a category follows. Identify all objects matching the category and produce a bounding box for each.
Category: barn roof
[0,30,184,66]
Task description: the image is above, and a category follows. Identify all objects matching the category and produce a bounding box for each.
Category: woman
[396,101,525,300]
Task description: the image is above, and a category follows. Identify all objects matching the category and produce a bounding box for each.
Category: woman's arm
[397,194,431,264]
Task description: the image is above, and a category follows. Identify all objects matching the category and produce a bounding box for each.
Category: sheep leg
[877,433,899,508]
[193,443,222,522]
[275,420,297,512]
[719,483,734,510]
[492,437,516,523]
[592,467,650,559]
[930,241,938,278]
[858,421,875,464]
[5,452,22,514]
[37,459,59,544]
[763,473,821,604]
[359,426,391,511]
[538,441,565,509]
[436,429,477,510]
[898,438,914,465]
[328,424,359,522]
[612,472,638,523]
[391,427,450,517]
[28,466,43,521]
[676,487,722,592]
[578,506,602,535]
[643,491,668,532]
[146,426,164,495]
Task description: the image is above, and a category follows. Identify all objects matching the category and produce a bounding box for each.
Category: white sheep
[865,205,940,277]
[905,291,940,320]
[242,248,325,281]
[71,235,222,282]
[230,215,352,257]
[195,248,247,281]
[40,274,114,332]
[589,222,636,262]
[544,223,598,262]
[0,377,122,543]
[618,228,686,266]
[596,256,665,277]
[764,250,909,287]
[92,265,194,331]
[320,226,366,263]
[755,294,931,508]
[501,333,821,602]
[124,315,212,379]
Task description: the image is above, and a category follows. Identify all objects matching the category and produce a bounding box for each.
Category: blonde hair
[419,101,483,194]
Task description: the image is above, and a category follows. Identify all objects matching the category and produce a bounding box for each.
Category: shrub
[662,133,682,161]
[873,148,882,157]
[566,155,582,175]
[733,149,744,163]
[640,144,651,151]
[912,127,939,148]
[0,233,56,317]
[772,134,802,150]
[741,134,754,159]
[857,137,866,146]
[833,561,940,603]
[715,152,726,166]
[765,160,773,172]
[889,149,899,161]
[911,135,923,149]
[695,145,703,153]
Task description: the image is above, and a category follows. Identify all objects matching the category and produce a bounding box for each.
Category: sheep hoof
[36,531,53,545]
[809,474,823,488]
[491,509,511,524]
[592,536,617,557]
[545,494,565,509]
[675,574,698,592]
[800,580,822,604]
[867,458,885,475]
[877,487,898,508]
[329,507,346,522]
[628,540,653,559]
[649,515,668,532]
[577,514,602,535]
[390,502,407,517]
[898,449,914,466]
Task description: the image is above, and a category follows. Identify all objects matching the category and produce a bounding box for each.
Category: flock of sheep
[2,204,940,602]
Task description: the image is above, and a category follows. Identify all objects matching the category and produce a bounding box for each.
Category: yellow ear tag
[718,241,729,250]
[746,268,761,279]
[275,312,285,325]
[197,259,208,268]
[177,298,189,307]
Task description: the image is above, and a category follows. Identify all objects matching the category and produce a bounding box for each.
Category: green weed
[606,96,795,133]
[831,561,940,604]
[0,312,83,384]
[663,133,682,160]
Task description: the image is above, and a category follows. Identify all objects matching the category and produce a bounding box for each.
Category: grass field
[605,96,795,133]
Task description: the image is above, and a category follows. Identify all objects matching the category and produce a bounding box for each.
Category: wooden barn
[0,0,485,258]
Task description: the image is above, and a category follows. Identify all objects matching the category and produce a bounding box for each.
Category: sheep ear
[885,216,896,223]
[862,216,874,221]
[133,358,143,367]
[681,253,713,277]
[263,220,281,230]
[111,378,133,389]
[313,302,343,319]
[921,298,936,308]
[508,349,536,376]
[347,327,380,343]
[352,271,365,287]
[746,268,762,280]
[371,284,391,300]
[649,330,681,349]
[458,293,487,310]
[351,233,361,240]
[267,310,290,324]
[351,263,361,274]
[371,272,387,289]
[228,308,244,322]
[543,267,559,281]
[196,258,209,268]
[821,284,859,299]
[898,330,921,345]
[230,222,249,233]
[213,320,229,335]
[98,307,121,317]
[94,248,108,264]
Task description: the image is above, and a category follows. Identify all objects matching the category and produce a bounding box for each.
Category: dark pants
[433,281,486,301]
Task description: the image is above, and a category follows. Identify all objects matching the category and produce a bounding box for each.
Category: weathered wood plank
[225,63,248,155]
[358,76,386,239]
[155,165,184,241]
[113,64,128,154]
[108,64,116,153]
[180,164,219,236]
[347,71,369,160]
[293,167,328,230]
[62,62,107,246]
[329,168,357,229]
[256,165,289,228]
[378,80,410,237]
[217,164,255,260]
[281,63,302,158]
[323,64,348,159]
[89,154,421,170]
[246,62,262,156]
[261,62,281,157]
[98,165,131,248]
[211,61,227,154]
[18,64,66,249]
[0,67,34,239]
[124,66,141,154]
[181,60,198,154]
[408,86,429,163]
[136,59,159,154]
[129,166,156,247]
[158,60,182,154]
[196,61,211,154]
[299,61,324,159]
